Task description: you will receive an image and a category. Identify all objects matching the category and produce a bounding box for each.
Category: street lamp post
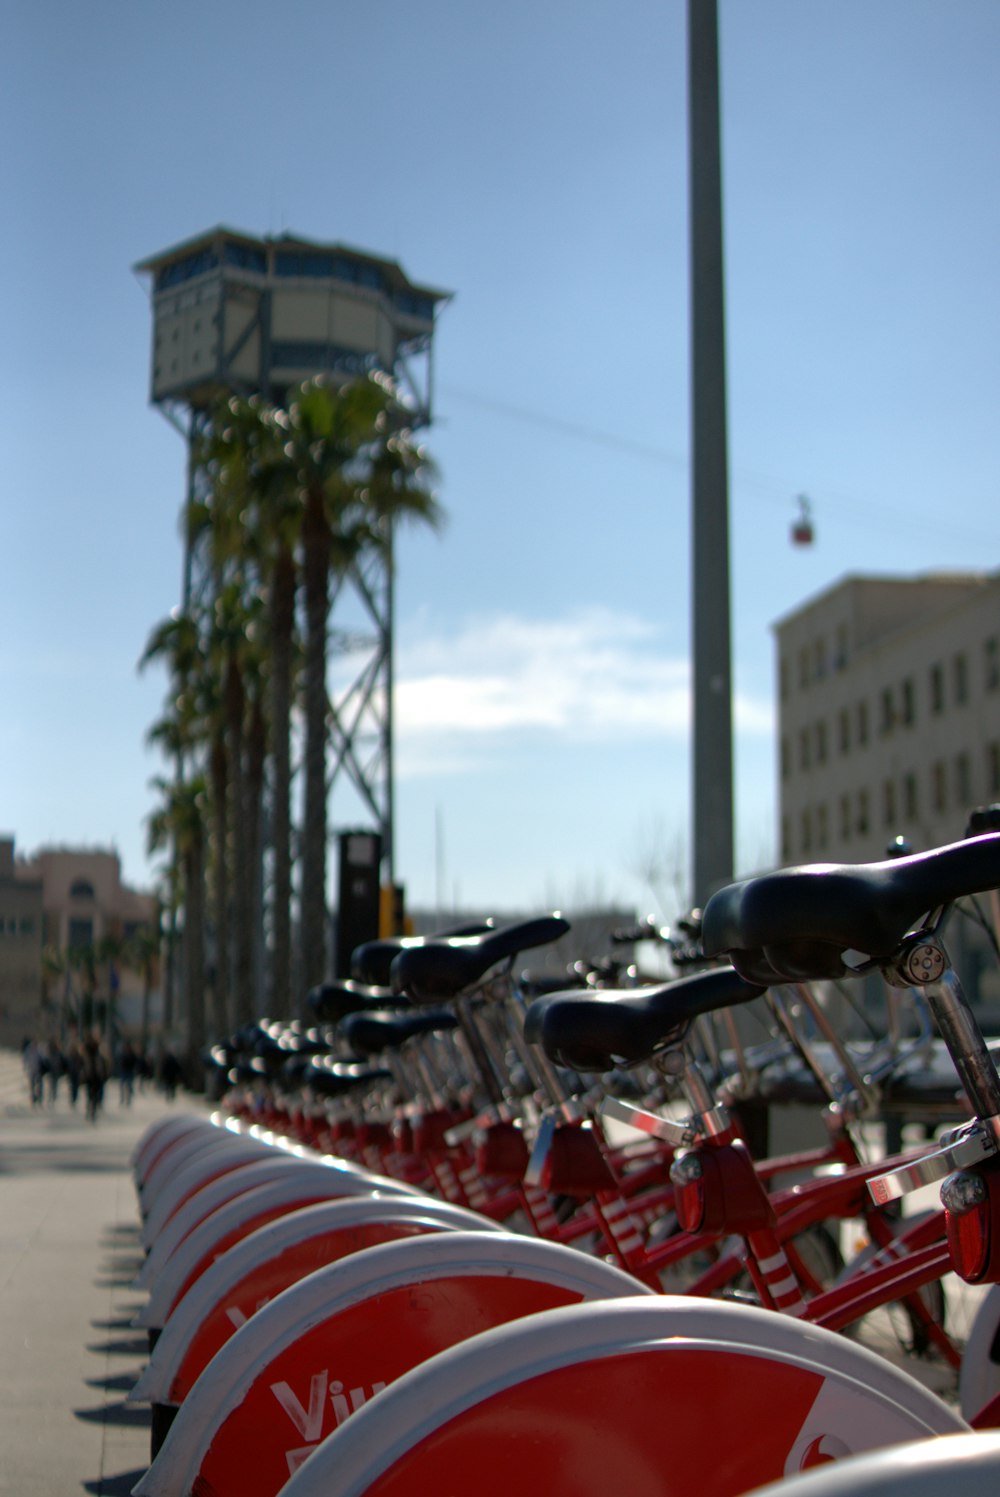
[688,0,735,908]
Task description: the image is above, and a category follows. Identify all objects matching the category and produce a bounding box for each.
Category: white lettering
[271,1370,329,1443]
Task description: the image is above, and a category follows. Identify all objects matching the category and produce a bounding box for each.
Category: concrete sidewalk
[0,1051,207,1496]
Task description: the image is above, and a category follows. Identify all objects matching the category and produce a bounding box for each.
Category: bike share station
[107,832,1000,1497]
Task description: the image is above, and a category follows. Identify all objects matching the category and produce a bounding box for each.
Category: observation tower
[135,225,450,881]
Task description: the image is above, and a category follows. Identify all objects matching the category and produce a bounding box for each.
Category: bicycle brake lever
[600,1095,701,1147]
[867,1119,999,1205]
[523,1113,556,1187]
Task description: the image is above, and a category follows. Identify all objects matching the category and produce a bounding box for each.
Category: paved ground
[0,1049,207,1496]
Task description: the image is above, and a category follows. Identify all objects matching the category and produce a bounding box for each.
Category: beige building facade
[776,572,1000,865]
[0,839,44,1045]
[0,840,160,1047]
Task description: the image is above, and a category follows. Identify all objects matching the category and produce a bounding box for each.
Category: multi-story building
[776,572,1000,865]
[0,838,44,1045]
[0,840,160,1047]
[775,571,1000,1022]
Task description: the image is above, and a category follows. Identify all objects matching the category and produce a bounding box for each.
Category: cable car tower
[135,226,450,880]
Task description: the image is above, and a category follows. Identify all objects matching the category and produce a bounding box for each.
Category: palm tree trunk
[209,732,230,1037]
[269,544,295,1017]
[184,835,207,1088]
[244,691,266,1020]
[226,654,253,1028]
[301,488,331,993]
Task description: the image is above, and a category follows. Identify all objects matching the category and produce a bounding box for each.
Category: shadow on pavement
[75,1402,149,1429]
[90,1315,139,1332]
[83,1467,147,1495]
[86,1372,142,1394]
[86,1335,148,1358]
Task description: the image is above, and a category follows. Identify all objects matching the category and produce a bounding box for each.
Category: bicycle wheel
[745,1431,1000,1497]
[959,1283,1000,1423]
[837,1213,958,1386]
[275,1296,966,1497]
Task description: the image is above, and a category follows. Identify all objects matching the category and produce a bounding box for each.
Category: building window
[799,729,811,771]
[985,637,1000,692]
[932,760,947,813]
[900,677,915,727]
[955,752,972,807]
[903,772,918,821]
[857,700,869,746]
[68,918,94,950]
[839,795,851,841]
[815,720,827,764]
[838,708,850,755]
[883,779,896,829]
[954,653,969,705]
[816,804,828,849]
[69,879,95,900]
[801,809,813,854]
[879,688,895,735]
[813,639,826,680]
[857,789,870,836]
[930,663,944,715]
[799,648,810,690]
[988,742,1000,797]
[834,624,848,670]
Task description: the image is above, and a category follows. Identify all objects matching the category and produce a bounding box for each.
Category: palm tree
[199,395,299,1018]
[140,609,223,1033]
[124,923,162,1058]
[147,772,209,1085]
[178,372,442,1006]
[41,943,76,1033]
[283,374,442,991]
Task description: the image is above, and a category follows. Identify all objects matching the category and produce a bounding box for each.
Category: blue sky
[3,1,999,922]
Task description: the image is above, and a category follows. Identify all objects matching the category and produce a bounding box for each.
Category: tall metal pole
[688,0,734,908]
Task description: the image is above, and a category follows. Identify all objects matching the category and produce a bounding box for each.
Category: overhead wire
[438,382,999,551]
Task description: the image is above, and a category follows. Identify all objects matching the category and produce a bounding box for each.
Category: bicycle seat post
[917,959,1000,1135]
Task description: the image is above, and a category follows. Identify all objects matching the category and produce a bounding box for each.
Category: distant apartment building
[776,572,1000,864]
[775,571,1000,1020]
[0,839,160,1047]
[0,838,44,1045]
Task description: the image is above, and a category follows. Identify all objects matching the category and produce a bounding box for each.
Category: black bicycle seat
[523,966,765,1071]
[307,978,403,1023]
[391,916,571,1003]
[340,1008,459,1056]
[304,1058,393,1097]
[702,833,1000,984]
[351,922,495,986]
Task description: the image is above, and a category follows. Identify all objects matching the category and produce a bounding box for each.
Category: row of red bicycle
[126,831,1000,1495]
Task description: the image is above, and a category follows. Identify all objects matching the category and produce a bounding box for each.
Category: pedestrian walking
[82,1029,110,1122]
[65,1029,84,1107]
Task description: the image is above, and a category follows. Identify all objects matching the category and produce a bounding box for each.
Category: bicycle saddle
[702,833,1000,984]
[307,977,402,1023]
[304,1058,393,1097]
[351,922,495,986]
[391,916,571,1003]
[523,966,765,1071]
[340,1008,459,1056]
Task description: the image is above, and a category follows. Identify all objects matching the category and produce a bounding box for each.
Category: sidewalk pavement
[0,1049,208,1496]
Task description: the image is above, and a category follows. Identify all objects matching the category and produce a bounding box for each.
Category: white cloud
[386,607,772,772]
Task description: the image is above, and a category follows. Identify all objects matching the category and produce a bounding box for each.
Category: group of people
[21,1031,184,1121]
